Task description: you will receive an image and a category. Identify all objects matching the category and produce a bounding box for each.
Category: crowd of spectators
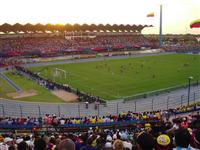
[0,103,200,150]
[0,58,24,67]
[2,127,200,150]
[0,110,162,127]
[1,34,200,67]
[0,101,200,127]
[163,44,200,53]
[0,34,158,67]
[0,35,155,57]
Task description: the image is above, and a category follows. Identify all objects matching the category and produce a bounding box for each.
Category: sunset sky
[0,0,200,34]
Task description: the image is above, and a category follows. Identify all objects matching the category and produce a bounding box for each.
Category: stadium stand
[0,33,157,67]
[0,103,200,150]
[0,35,155,56]
[1,24,200,150]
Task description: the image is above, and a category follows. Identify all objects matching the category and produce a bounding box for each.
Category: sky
[0,0,200,34]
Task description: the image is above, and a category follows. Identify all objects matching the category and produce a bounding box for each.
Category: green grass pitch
[2,72,64,103]
[0,77,16,98]
[28,54,200,100]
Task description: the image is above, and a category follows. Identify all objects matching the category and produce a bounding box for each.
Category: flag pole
[159,4,163,48]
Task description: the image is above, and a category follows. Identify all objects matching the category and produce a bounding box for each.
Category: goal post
[52,68,67,81]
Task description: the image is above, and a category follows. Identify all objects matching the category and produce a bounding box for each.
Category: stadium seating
[0,103,200,150]
[0,35,157,67]
[1,30,200,150]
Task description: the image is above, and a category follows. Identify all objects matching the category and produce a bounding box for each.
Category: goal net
[52,68,67,81]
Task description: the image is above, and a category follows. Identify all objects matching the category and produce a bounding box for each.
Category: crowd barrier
[0,119,159,131]
[124,81,199,101]
[1,105,200,132]
[1,87,200,118]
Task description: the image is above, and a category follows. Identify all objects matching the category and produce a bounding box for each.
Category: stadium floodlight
[187,76,193,106]
[155,0,165,48]
[159,4,163,48]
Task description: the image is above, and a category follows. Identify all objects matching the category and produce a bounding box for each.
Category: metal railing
[1,89,200,118]
[123,81,199,101]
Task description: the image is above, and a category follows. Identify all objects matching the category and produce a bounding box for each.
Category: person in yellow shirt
[143,115,147,120]
[97,117,103,123]
[90,117,96,124]
[155,112,161,119]
[75,119,81,124]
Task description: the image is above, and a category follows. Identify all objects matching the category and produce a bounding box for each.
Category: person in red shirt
[181,117,189,129]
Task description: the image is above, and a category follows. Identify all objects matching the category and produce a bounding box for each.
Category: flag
[190,19,200,28]
[147,12,154,17]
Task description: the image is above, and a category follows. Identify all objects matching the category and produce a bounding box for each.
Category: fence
[124,81,199,101]
[0,120,161,133]
[1,86,200,117]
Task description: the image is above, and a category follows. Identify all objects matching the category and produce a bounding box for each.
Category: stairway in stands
[0,73,21,92]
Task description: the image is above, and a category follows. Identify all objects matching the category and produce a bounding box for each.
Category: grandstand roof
[0,23,152,34]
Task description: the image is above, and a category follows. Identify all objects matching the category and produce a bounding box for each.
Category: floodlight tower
[159,4,163,48]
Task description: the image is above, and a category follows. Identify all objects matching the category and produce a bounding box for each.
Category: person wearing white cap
[120,132,132,150]
[0,144,8,150]
[105,135,112,149]
[113,134,117,140]
[0,137,14,150]
[16,138,24,145]
[4,137,13,144]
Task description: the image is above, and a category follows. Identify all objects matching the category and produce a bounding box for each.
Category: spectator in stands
[34,138,47,150]
[113,139,124,150]
[173,128,192,150]
[136,132,155,150]
[58,139,75,150]
[17,141,28,150]
[181,117,189,129]
[75,133,88,150]
[155,134,171,150]
[2,102,200,150]
[104,135,112,149]
[2,137,14,150]
[120,132,132,150]
[80,134,97,150]
[192,130,200,149]
[0,34,157,67]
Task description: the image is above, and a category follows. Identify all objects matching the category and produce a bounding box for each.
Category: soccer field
[1,72,64,103]
[0,77,15,98]
[29,54,200,100]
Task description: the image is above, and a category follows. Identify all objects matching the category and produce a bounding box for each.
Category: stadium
[1,0,200,150]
